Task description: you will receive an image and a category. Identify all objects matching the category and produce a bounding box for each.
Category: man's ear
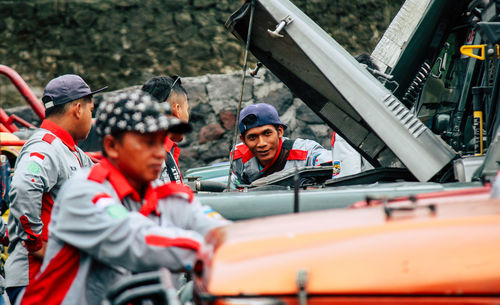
[277,125,284,137]
[239,134,245,144]
[72,101,83,120]
[171,103,181,119]
[103,135,120,160]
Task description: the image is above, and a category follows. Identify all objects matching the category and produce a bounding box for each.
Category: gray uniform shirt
[231,137,332,185]
[19,158,228,305]
[6,120,92,288]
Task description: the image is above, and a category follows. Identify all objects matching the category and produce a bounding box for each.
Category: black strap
[161,153,182,183]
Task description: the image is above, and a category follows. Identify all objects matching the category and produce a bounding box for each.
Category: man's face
[241,124,284,167]
[109,131,167,187]
[76,98,94,141]
[168,92,189,142]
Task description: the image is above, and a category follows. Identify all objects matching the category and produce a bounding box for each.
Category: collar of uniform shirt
[164,137,180,165]
[96,158,157,203]
[164,136,177,154]
[40,120,78,151]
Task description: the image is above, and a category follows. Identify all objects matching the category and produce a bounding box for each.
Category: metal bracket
[249,62,263,78]
[431,42,450,79]
[296,269,308,305]
[268,15,294,38]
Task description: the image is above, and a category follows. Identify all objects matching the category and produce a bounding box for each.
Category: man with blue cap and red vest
[19,89,227,305]
[5,74,106,304]
[231,103,332,186]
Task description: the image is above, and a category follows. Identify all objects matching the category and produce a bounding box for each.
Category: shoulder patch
[42,133,56,144]
[287,149,308,161]
[155,182,194,203]
[87,164,109,183]
[29,152,45,160]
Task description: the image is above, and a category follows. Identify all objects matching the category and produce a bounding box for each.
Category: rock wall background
[0,0,403,108]
[2,0,404,172]
[7,69,334,171]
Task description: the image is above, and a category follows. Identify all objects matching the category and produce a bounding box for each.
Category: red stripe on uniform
[155,183,194,203]
[331,131,336,147]
[287,149,308,161]
[91,193,112,204]
[42,133,56,144]
[145,235,200,251]
[29,152,45,160]
[19,215,42,252]
[41,193,54,242]
[21,244,80,305]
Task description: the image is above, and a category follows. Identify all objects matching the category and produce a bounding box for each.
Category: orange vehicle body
[0,132,24,166]
[195,197,500,304]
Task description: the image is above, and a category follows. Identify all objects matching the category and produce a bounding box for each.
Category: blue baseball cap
[238,103,287,134]
[42,74,108,109]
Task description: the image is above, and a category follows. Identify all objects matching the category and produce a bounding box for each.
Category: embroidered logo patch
[107,205,129,219]
[27,162,41,175]
[332,160,341,177]
[203,206,224,219]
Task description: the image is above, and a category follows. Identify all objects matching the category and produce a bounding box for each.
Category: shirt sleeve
[158,197,230,237]
[9,142,60,251]
[332,134,363,177]
[51,179,203,273]
[302,139,332,166]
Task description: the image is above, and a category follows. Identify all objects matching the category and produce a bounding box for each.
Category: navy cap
[42,74,108,109]
[95,89,191,137]
[238,103,287,134]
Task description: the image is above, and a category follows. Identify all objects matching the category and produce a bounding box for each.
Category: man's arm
[158,195,230,237]
[9,143,59,253]
[301,139,332,166]
[52,180,203,273]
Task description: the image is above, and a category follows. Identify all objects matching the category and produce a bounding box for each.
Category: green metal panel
[389,0,471,102]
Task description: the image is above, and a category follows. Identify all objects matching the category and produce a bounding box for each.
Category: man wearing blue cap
[5,74,106,303]
[231,103,332,185]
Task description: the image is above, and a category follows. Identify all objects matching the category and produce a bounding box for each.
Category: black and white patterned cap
[95,89,190,137]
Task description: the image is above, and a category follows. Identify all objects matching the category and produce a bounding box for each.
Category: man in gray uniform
[231,103,332,186]
[5,74,106,303]
[141,75,191,183]
[20,90,228,305]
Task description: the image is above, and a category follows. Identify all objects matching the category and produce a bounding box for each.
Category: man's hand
[22,240,47,260]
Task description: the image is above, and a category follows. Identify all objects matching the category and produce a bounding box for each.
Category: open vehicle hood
[197,198,500,296]
[226,0,456,182]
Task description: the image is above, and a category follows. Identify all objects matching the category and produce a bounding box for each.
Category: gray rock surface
[6,70,332,173]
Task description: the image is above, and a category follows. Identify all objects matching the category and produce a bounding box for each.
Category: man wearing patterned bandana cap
[5,74,106,304]
[20,90,229,305]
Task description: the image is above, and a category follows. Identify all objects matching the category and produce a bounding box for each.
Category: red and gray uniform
[20,158,228,305]
[158,137,183,183]
[6,120,93,289]
[231,137,332,185]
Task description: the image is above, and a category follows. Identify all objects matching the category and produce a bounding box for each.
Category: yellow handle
[460,44,487,60]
